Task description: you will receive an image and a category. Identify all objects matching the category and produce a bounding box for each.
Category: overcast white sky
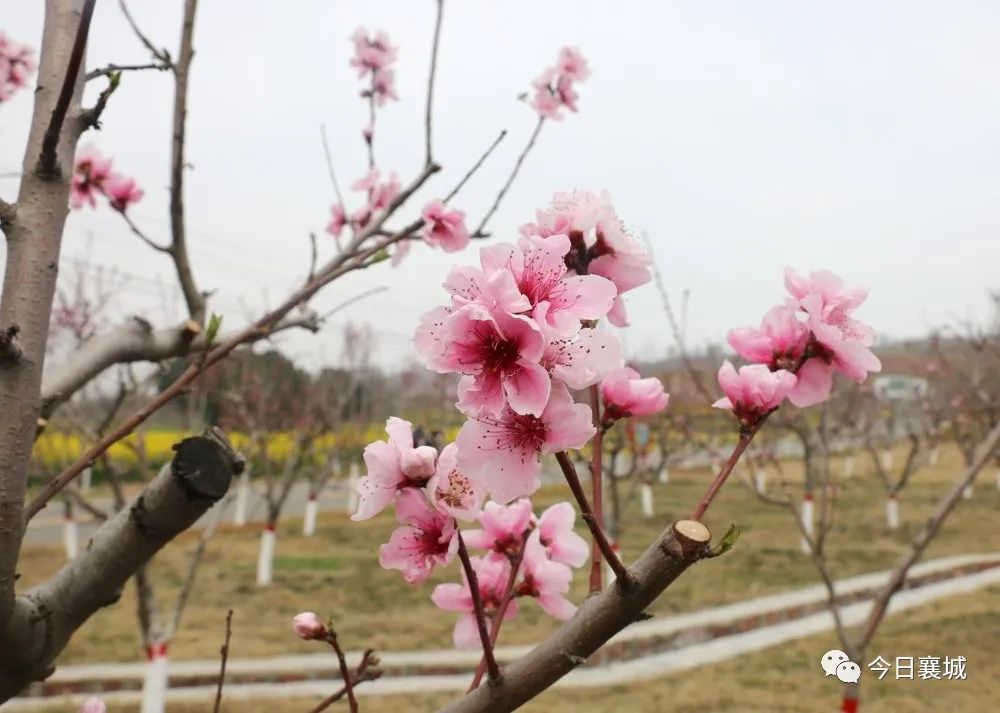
[2,1,998,371]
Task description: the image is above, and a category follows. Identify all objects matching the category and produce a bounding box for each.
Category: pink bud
[292,612,326,640]
[600,367,669,420]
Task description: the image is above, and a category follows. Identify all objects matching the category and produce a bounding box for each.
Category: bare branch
[424,0,444,165]
[443,130,506,205]
[122,211,172,253]
[319,125,345,206]
[118,0,173,67]
[213,610,233,713]
[456,530,500,684]
[644,231,715,406]
[474,116,544,236]
[38,0,97,176]
[554,452,630,587]
[86,62,170,81]
[39,311,320,418]
[168,0,205,323]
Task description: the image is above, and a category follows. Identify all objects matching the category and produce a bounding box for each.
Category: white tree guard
[80,467,92,493]
[657,465,669,484]
[640,483,654,519]
[62,516,78,561]
[257,527,276,586]
[346,462,360,514]
[886,494,900,530]
[140,643,169,713]
[232,470,250,527]
[754,468,767,494]
[843,455,855,478]
[303,496,318,537]
[799,496,814,554]
[962,484,974,500]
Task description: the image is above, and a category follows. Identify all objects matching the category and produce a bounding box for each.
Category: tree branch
[439,520,712,712]
[168,0,205,323]
[456,529,500,684]
[853,420,1000,653]
[554,452,630,587]
[39,311,321,418]
[213,610,233,713]
[38,0,97,176]
[474,116,543,237]
[86,62,170,81]
[0,429,242,701]
[424,0,444,165]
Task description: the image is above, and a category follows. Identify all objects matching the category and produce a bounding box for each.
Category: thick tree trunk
[0,0,86,634]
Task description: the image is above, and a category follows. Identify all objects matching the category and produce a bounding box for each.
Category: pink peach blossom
[351,168,379,194]
[727,304,810,371]
[371,171,400,212]
[292,612,326,640]
[349,27,397,77]
[542,327,622,390]
[480,235,617,336]
[416,302,550,417]
[784,268,869,314]
[713,361,797,426]
[379,487,457,584]
[422,200,470,253]
[103,173,144,212]
[0,32,35,101]
[352,417,438,521]
[426,443,485,521]
[431,554,517,649]
[557,46,590,82]
[461,499,534,555]
[456,382,595,503]
[326,203,348,238]
[369,68,399,105]
[536,501,588,567]
[69,146,113,210]
[516,532,577,619]
[600,367,669,419]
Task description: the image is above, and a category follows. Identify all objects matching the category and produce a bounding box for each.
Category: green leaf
[205,313,223,345]
[709,523,742,557]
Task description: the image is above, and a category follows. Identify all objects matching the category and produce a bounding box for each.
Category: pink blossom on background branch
[0,31,36,103]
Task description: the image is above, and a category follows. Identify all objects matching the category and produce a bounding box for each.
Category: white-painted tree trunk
[346,462,360,515]
[303,495,318,537]
[929,446,940,466]
[640,483,654,519]
[62,515,78,561]
[657,464,669,484]
[257,526,276,586]
[962,484,974,500]
[80,466,92,493]
[232,470,250,526]
[843,455,855,478]
[140,643,169,713]
[754,468,766,493]
[880,449,894,471]
[885,494,900,530]
[799,496,814,554]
